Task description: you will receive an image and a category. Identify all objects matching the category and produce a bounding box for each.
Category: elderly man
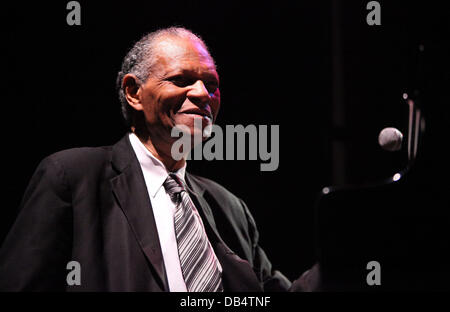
[0,27,313,291]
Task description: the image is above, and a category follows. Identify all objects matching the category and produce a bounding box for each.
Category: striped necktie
[163,173,223,292]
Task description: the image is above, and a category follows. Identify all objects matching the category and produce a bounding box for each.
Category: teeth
[180,111,212,122]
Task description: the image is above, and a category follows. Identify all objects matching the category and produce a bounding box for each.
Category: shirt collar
[128,132,186,198]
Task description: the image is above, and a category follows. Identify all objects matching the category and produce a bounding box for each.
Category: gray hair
[116,27,213,126]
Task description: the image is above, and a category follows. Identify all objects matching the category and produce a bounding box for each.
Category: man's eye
[169,76,218,93]
[169,76,190,87]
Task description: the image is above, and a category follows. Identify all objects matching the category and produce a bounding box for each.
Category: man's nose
[187,80,211,107]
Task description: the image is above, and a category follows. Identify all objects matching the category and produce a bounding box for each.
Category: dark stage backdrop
[1,0,449,284]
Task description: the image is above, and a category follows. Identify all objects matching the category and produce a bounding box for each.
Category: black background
[1,0,449,285]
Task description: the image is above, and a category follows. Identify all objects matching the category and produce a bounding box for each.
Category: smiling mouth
[178,110,212,121]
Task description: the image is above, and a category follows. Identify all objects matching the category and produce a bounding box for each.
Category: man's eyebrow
[166,69,219,81]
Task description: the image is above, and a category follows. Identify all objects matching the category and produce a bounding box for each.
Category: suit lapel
[184,174,221,240]
[110,135,168,291]
[185,173,263,292]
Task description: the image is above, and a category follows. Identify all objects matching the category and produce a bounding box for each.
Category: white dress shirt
[128,132,188,291]
[129,132,224,292]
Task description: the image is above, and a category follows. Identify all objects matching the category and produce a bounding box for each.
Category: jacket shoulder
[42,145,114,183]
[48,145,112,165]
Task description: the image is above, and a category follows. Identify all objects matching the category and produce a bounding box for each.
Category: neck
[132,127,186,172]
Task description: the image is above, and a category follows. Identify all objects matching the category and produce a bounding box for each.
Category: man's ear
[122,74,144,111]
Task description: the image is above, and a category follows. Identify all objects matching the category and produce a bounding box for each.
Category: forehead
[152,36,217,76]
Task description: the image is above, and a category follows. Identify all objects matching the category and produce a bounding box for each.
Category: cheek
[142,87,186,123]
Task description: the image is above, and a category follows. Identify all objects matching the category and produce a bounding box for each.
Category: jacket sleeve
[241,199,322,292]
[0,155,73,291]
[240,199,292,291]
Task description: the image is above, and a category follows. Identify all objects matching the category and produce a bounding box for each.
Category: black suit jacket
[0,134,310,291]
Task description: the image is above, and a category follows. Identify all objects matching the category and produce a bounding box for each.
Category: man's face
[137,36,220,144]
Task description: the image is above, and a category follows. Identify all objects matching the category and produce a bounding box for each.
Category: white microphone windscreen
[378,127,403,151]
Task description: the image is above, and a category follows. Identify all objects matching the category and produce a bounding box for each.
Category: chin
[174,117,212,138]
[189,127,210,141]
[170,123,210,143]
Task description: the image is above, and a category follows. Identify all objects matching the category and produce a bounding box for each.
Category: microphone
[378,127,403,152]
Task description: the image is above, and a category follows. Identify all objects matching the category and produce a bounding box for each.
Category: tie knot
[163,173,185,202]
